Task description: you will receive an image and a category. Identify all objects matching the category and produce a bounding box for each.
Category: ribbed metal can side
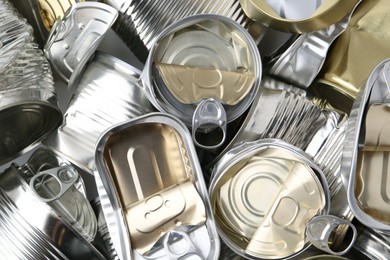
[0,189,67,259]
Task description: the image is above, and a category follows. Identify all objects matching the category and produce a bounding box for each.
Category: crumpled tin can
[95,113,220,260]
[342,58,390,233]
[44,2,118,88]
[209,139,330,259]
[43,52,154,174]
[0,148,107,259]
[0,0,62,165]
[311,0,390,113]
[239,0,360,33]
[106,0,264,63]
[11,0,83,48]
[142,14,262,149]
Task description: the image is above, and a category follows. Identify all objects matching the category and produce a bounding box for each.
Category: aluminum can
[239,0,360,33]
[0,0,62,165]
[142,14,262,149]
[95,113,220,260]
[342,58,390,233]
[106,0,263,63]
[209,139,331,259]
[43,52,154,174]
[312,0,390,113]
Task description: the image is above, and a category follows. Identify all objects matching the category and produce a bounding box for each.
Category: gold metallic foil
[355,104,390,225]
[312,0,390,113]
[239,0,359,33]
[103,123,206,254]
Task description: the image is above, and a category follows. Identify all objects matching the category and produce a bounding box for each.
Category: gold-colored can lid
[239,0,360,33]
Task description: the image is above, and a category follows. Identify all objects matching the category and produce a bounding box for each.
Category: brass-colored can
[311,0,390,113]
[239,0,359,33]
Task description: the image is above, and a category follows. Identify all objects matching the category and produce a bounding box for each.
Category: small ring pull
[163,229,203,260]
[192,98,227,150]
[29,165,79,203]
[306,215,357,256]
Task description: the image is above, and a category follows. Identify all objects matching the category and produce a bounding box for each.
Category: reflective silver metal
[142,14,262,149]
[106,0,264,63]
[353,223,390,260]
[43,52,154,174]
[306,215,357,256]
[343,58,390,232]
[209,138,330,259]
[95,113,220,260]
[0,156,105,259]
[30,165,98,242]
[44,2,118,87]
[0,0,62,165]
[269,2,360,89]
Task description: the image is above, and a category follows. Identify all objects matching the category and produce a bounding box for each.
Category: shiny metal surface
[0,163,106,259]
[106,0,264,63]
[269,2,359,89]
[142,14,261,149]
[209,139,330,259]
[342,58,390,232]
[11,0,82,47]
[43,52,153,174]
[95,113,220,260]
[306,215,357,255]
[239,0,360,33]
[30,165,98,242]
[312,0,390,113]
[0,0,62,165]
[44,2,118,87]
[353,223,390,260]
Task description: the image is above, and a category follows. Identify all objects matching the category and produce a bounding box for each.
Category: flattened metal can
[106,0,264,63]
[0,0,62,165]
[342,58,390,233]
[95,113,220,260]
[209,139,330,259]
[142,14,262,149]
[311,0,390,113]
[43,52,154,174]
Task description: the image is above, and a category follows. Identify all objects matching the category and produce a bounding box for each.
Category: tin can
[342,58,390,233]
[209,139,330,259]
[142,14,262,149]
[44,2,118,88]
[95,113,220,260]
[311,0,390,113]
[43,52,154,174]
[11,0,83,48]
[106,0,264,63]
[239,0,360,33]
[0,0,62,165]
[0,148,106,259]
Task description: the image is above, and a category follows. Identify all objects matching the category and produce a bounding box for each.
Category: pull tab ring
[192,98,227,149]
[306,215,357,255]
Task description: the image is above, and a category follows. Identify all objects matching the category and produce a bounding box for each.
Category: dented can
[94,113,220,260]
[0,0,62,165]
[209,139,331,259]
[239,0,360,33]
[43,52,154,174]
[142,14,262,149]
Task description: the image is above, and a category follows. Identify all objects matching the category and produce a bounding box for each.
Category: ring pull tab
[163,229,203,260]
[192,98,227,150]
[306,215,357,256]
[29,166,79,203]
